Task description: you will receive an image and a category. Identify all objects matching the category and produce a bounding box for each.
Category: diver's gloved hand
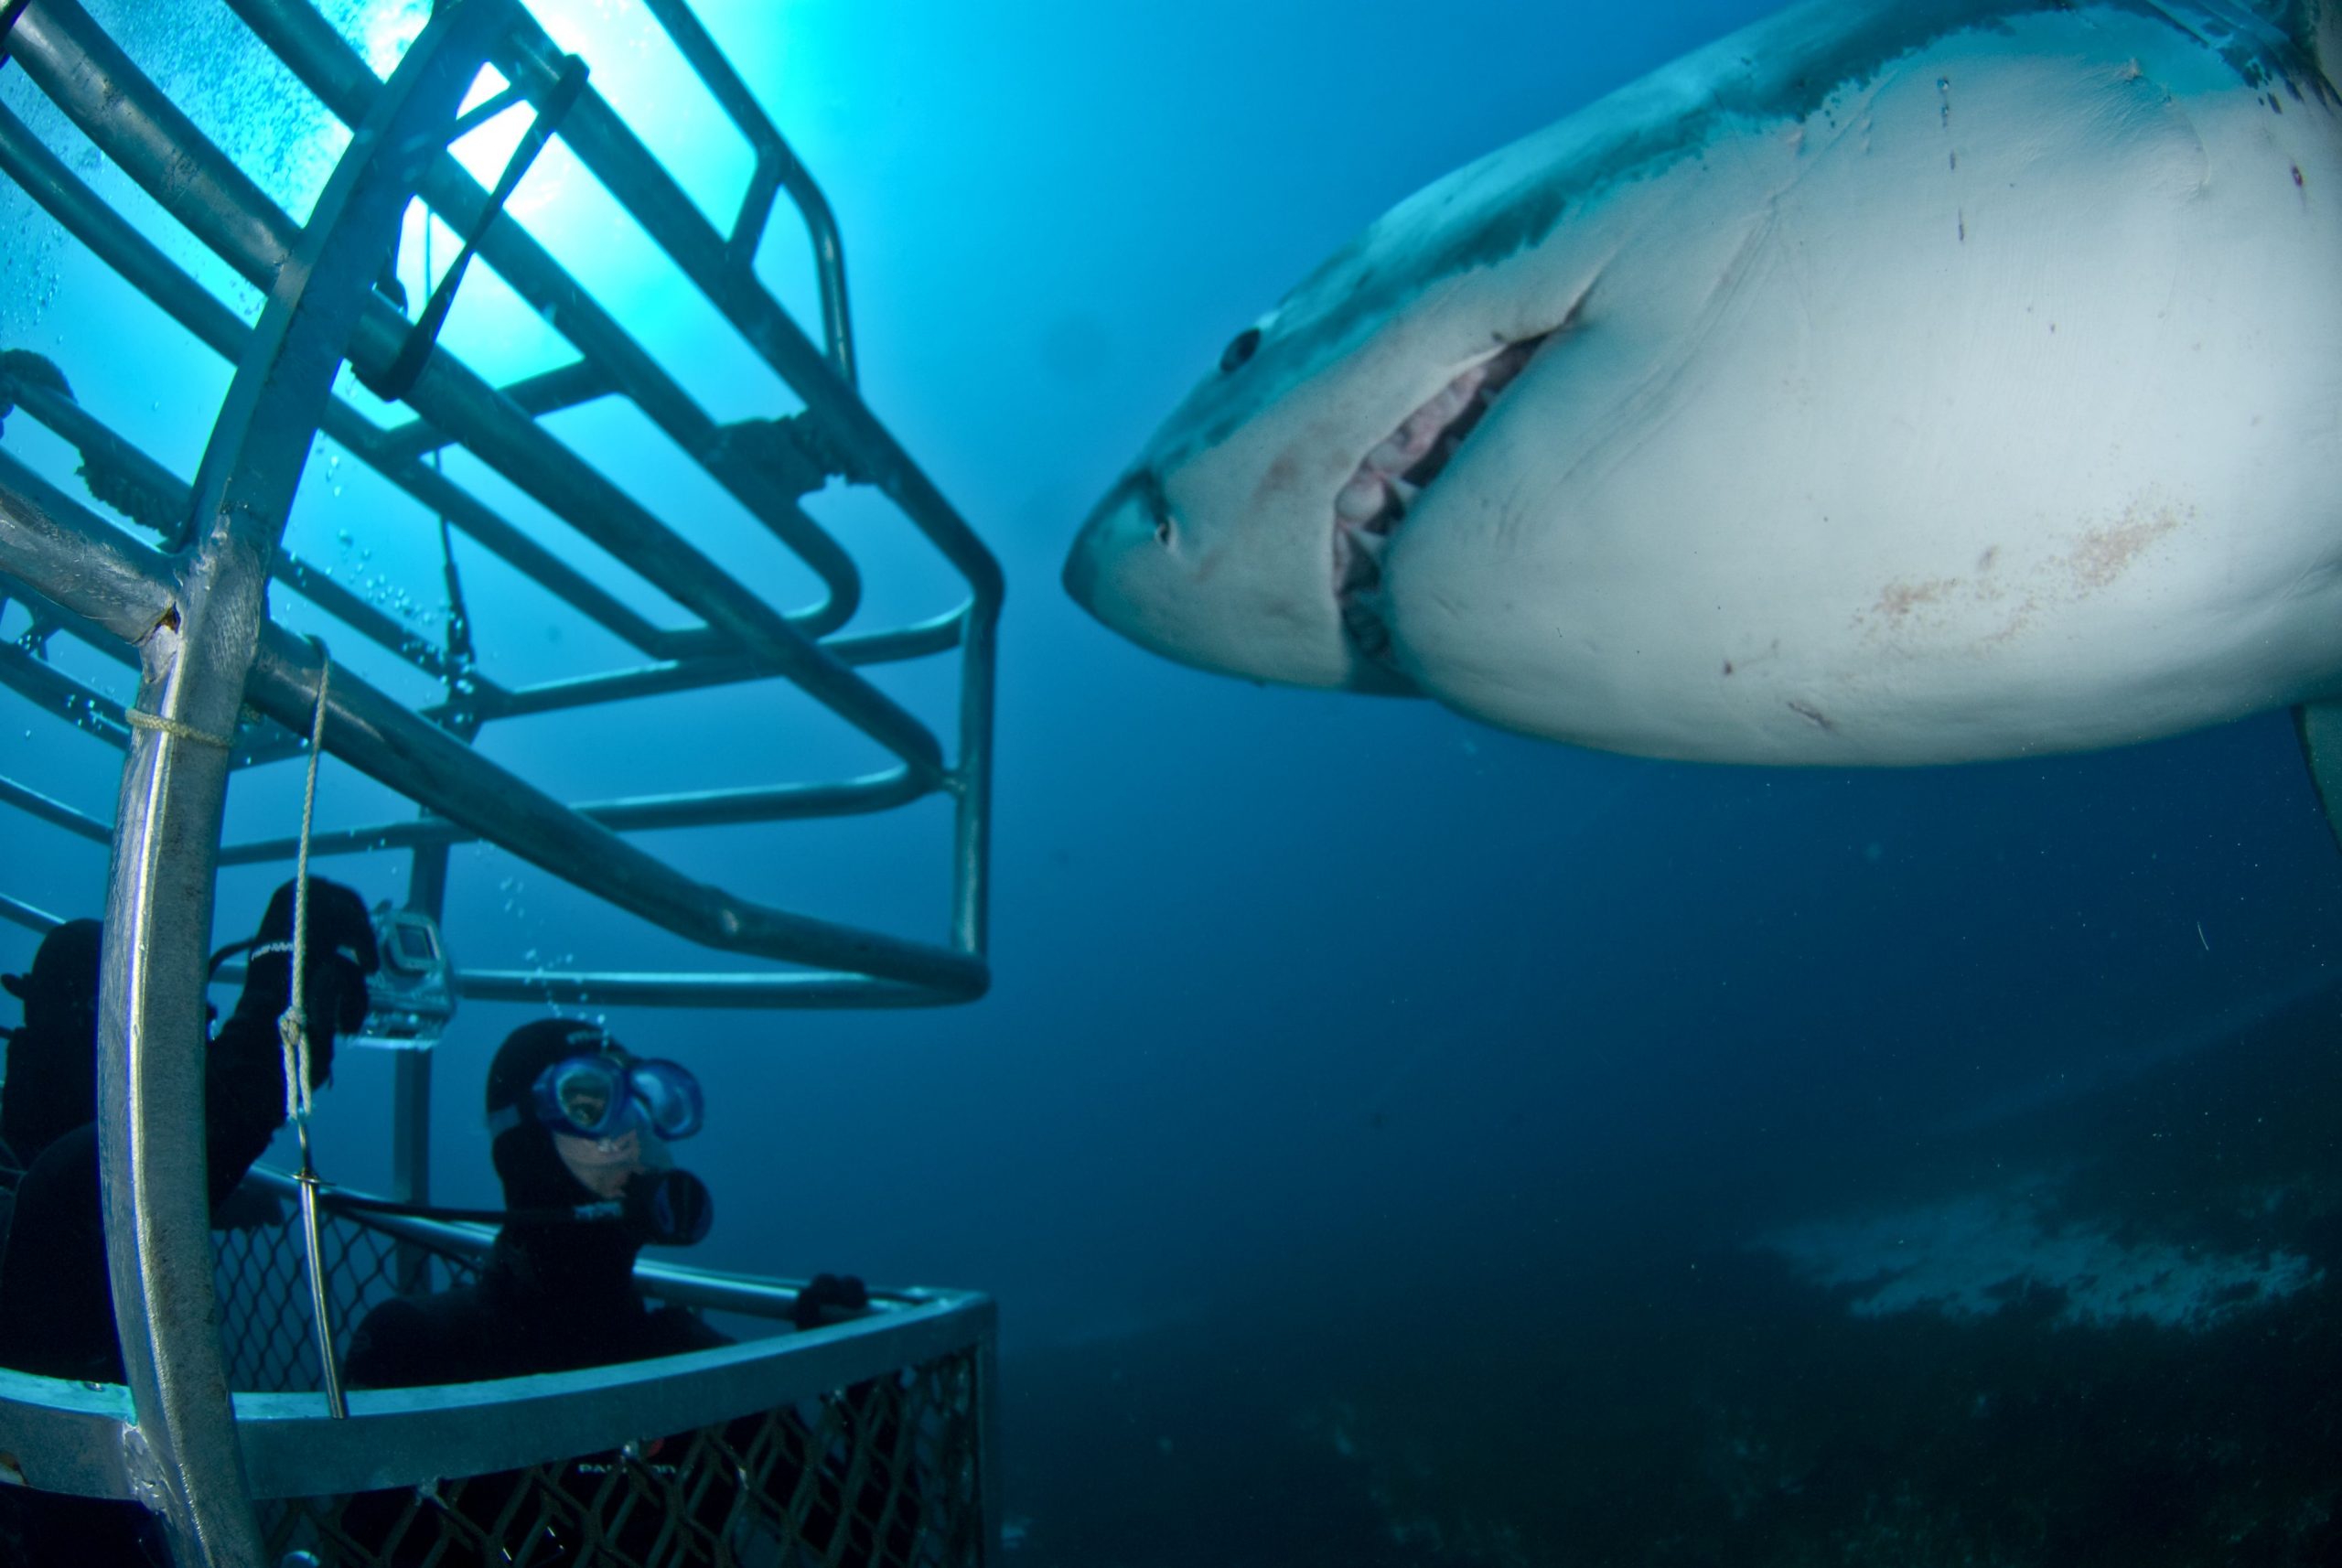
[621,1166,714,1246]
[790,1272,869,1332]
[239,877,380,1083]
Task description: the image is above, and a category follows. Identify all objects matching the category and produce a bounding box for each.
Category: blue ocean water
[4,2,2339,1563]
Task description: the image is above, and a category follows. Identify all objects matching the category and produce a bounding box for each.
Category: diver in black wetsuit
[0,918,102,1182]
[344,1017,733,1386]
[338,1019,881,1565]
[0,877,378,1381]
[0,877,377,1567]
[348,1015,874,1386]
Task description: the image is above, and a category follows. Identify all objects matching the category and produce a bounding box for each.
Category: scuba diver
[0,876,377,1565]
[346,1017,738,1385]
[338,1019,883,1566]
[348,1015,872,1384]
[0,918,102,1181]
[0,876,377,1379]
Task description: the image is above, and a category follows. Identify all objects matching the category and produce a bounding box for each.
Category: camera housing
[360,908,457,1048]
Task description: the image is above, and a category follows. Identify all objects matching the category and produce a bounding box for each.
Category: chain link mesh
[259,1349,983,1566]
[208,1188,986,1565]
[212,1187,478,1395]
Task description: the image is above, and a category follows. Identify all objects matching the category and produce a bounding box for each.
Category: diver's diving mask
[490,1051,705,1143]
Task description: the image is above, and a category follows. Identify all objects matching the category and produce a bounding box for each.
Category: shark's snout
[1061,510,1104,613]
[1062,471,1155,626]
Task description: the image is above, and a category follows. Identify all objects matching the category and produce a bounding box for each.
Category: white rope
[279,650,332,1125]
[261,643,354,1419]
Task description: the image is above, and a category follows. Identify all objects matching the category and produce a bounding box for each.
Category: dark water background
[4,2,2339,1562]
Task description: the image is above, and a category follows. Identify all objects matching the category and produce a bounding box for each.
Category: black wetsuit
[0,982,311,1382]
[339,1019,876,1565]
[0,991,312,1565]
[345,1215,729,1388]
[339,1205,914,1568]
[335,1021,908,1566]
[0,1022,95,1182]
[0,918,102,1179]
[339,1093,731,1564]
[339,1232,924,1568]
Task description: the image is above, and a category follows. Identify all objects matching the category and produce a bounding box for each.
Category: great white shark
[1063,0,2342,772]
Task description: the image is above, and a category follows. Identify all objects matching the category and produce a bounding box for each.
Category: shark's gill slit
[1334,328,1556,659]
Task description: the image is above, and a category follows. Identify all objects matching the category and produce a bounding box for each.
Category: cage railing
[4,1165,999,1565]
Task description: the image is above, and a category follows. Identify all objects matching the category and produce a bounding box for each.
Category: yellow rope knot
[123,706,232,750]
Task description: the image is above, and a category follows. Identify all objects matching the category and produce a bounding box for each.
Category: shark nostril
[1136,468,1178,548]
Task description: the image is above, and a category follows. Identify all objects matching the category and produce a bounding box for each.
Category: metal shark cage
[0,0,1003,1562]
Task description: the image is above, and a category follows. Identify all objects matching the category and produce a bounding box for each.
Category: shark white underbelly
[1065,0,2342,766]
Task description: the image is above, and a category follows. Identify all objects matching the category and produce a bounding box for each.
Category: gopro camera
[360,906,457,1047]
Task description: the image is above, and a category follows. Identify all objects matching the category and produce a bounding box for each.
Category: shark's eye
[1219,327,1262,374]
[1154,515,1175,546]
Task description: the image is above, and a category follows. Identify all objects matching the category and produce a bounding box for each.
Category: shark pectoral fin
[2293,701,2342,852]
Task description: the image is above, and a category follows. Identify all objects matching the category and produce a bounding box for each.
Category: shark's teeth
[1331,328,1558,666]
[1335,473,1386,522]
[1334,519,1387,594]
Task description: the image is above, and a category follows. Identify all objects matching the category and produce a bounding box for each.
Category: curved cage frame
[0,0,1004,1560]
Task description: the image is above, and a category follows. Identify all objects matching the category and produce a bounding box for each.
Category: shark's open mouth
[1334,332,1551,661]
